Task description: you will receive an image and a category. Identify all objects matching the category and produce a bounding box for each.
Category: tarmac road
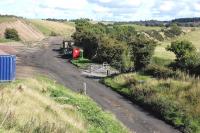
[18,37,180,133]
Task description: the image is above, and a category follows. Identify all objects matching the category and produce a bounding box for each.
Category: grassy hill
[153,27,200,61]
[0,76,128,133]
[29,19,75,39]
[0,16,76,42]
[122,24,162,31]
[0,17,45,42]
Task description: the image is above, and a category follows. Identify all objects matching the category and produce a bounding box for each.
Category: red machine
[73,48,80,59]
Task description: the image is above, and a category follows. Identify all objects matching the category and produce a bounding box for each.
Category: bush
[96,37,134,71]
[166,40,196,60]
[144,65,180,79]
[129,34,157,70]
[163,23,182,38]
[4,28,20,41]
[167,40,200,75]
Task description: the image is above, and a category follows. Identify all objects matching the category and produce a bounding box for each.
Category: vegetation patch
[103,73,200,133]
[29,19,75,38]
[0,76,128,133]
[71,58,92,69]
[4,28,20,41]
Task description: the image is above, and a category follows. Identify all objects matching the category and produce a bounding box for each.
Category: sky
[0,0,200,21]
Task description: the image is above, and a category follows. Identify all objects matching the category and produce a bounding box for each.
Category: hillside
[0,76,128,133]
[0,16,76,42]
[29,19,75,39]
[154,27,200,60]
[0,19,45,42]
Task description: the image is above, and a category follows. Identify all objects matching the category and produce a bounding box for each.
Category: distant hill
[114,17,200,27]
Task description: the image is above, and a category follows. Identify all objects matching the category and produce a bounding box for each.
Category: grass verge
[102,73,200,133]
[0,76,128,133]
[71,58,92,69]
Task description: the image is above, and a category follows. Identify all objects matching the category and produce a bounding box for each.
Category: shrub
[96,37,134,70]
[129,34,157,70]
[144,64,180,79]
[167,40,200,75]
[166,40,196,61]
[4,28,20,41]
[163,23,182,38]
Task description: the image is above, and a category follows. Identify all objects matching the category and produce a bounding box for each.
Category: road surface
[18,37,180,133]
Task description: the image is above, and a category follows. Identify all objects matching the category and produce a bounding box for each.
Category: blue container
[0,55,16,82]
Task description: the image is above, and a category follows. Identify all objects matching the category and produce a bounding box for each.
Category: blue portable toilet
[0,55,16,82]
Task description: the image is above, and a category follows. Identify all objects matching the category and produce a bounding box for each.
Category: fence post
[83,82,87,95]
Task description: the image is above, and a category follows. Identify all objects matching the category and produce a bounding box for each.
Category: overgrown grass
[0,76,128,133]
[71,58,92,69]
[103,73,200,133]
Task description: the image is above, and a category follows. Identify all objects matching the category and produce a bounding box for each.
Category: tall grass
[0,76,128,133]
[103,73,200,133]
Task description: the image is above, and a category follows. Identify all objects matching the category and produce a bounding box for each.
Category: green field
[29,19,75,38]
[153,27,200,60]
[0,76,128,133]
[123,24,162,31]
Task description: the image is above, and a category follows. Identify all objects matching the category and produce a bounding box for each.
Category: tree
[170,23,182,36]
[166,40,196,62]
[167,40,200,74]
[129,34,157,70]
[163,23,182,38]
[4,28,20,41]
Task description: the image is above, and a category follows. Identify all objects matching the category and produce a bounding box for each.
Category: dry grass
[0,78,87,133]
[29,19,75,39]
[0,76,128,133]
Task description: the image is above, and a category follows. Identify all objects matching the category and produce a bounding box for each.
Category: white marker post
[83,82,87,95]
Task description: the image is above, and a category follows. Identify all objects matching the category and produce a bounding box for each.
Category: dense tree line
[72,19,157,72]
[172,17,200,23]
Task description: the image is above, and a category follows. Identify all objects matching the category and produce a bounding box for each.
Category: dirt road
[17,37,180,133]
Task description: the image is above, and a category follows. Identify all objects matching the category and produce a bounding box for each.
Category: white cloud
[159,0,175,12]
[120,0,141,7]
[40,0,88,10]
[194,2,200,11]
[92,4,110,13]
[98,0,113,3]
[0,0,200,21]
